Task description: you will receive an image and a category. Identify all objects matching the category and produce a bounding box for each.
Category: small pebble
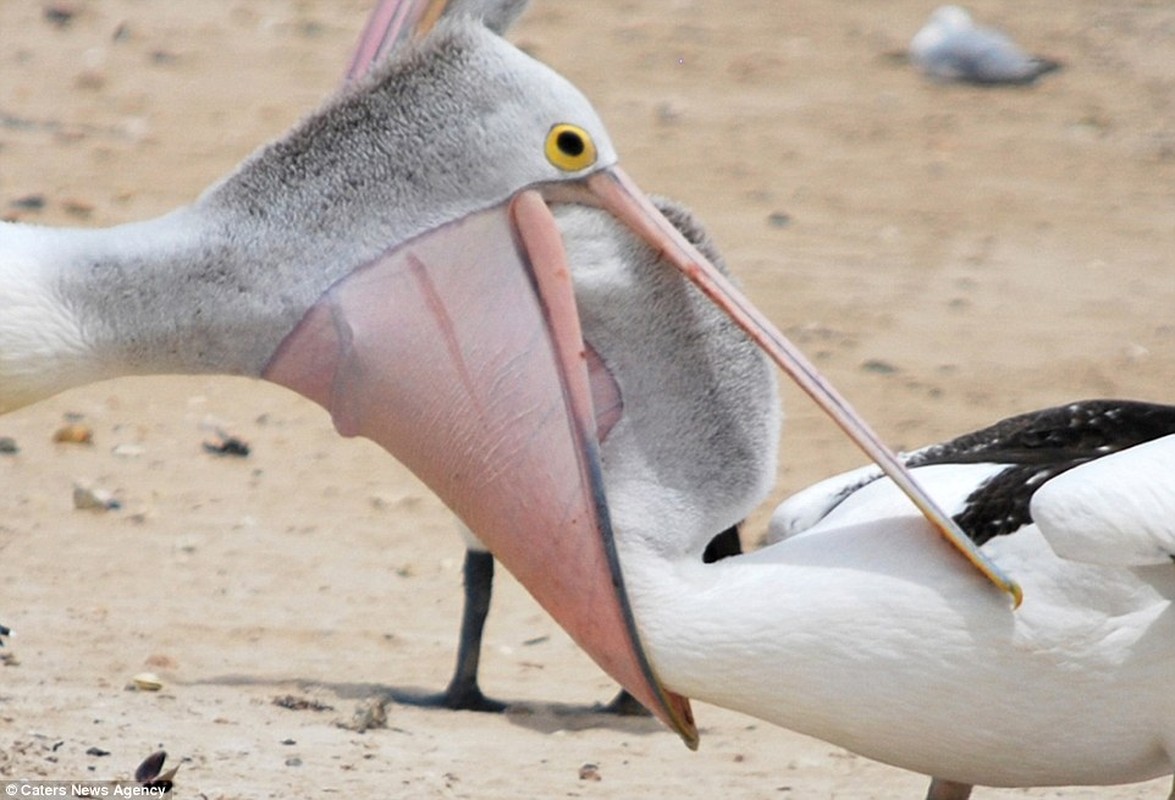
[578,763,602,782]
[128,672,163,691]
[767,211,792,229]
[339,697,388,733]
[203,434,250,457]
[43,4,77,27]
[10,194,46,211]
[73,483,121,512]
[54,423,94,444]
[112,443,146,458]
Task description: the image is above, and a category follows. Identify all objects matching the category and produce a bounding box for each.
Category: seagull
[910,5,1062,85]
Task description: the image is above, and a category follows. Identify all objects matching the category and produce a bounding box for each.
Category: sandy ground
[2,1,1175,797]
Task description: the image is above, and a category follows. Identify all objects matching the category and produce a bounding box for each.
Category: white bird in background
[910,5,1062,85]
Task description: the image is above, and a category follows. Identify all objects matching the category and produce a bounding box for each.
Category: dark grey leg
[398,548,507,712]
[440,548,506,711]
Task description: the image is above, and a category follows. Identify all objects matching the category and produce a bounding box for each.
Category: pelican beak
[262,189,698,747]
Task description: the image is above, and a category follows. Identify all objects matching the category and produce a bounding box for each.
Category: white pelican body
[636,488,1174,787]
[602,400,1175,794]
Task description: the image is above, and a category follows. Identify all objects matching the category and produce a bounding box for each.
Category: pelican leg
[393,548,507,712]
[436,548,508,712]
[926,778,973,800]
[595,525,744,717]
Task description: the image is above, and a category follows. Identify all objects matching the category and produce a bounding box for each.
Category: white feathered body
[619,448,1175,789]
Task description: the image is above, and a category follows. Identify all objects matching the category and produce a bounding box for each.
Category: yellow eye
[544,123,597,172]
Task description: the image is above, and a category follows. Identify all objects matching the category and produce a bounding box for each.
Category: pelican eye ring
[545,123,598,172]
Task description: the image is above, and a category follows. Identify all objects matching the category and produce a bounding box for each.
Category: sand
[2,1,1174,797]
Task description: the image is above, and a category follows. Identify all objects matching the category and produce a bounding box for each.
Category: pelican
[563,396,1172,799]
[910,6,1062,86]
[0,4,820,738]
[343,0,750,716]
